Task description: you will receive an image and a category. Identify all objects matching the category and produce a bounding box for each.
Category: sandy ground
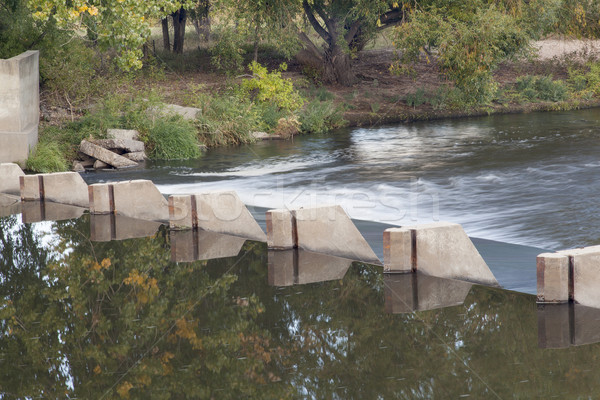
[534,39,600,60]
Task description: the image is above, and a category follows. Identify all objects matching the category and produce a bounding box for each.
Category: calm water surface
[2,214,600,398]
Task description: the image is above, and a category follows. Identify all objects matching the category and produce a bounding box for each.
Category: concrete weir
[20,172,89,207]
[537,246,600,308]
[0,163,25,194]
[89,180,169,222]
[265,205,380,265]
[168,191,265,241]
[383,222,498,286]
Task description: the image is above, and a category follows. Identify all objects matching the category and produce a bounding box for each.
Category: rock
[163,104,201,120]
[93,138,145,153]
[72,161,85,172]
[93,160,109,169]
[107,129,139,141]
[123,151,146,162]
[80,140,138,169]
[251,131,284,140]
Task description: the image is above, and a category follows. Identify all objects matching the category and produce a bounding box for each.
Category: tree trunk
[161,18,170,52]
[172,8,187,54]
[193,0,211,42]
[323,44,355,86]
[253,21,260,62]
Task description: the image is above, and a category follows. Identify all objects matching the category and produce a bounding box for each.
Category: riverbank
[34,38,600,172]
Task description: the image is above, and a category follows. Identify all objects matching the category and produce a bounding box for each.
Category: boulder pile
[73,129,146,171]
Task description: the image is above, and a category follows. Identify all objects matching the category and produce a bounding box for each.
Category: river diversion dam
[3,108,600,397]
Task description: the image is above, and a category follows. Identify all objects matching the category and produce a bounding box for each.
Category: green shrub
[210,28,244,74]
[26,142,69,173]
[406,88,427,108]
[515,75,569,102]
[298,99,346,135]
[568,62,600,98]
[146,116,201,160]
[240,62,304,113]
[196,93,260,146]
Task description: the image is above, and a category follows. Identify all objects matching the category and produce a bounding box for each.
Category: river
[85,108,600,249]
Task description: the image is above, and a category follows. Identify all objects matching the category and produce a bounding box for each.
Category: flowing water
[3,109,600,398]
[85,108,600,251]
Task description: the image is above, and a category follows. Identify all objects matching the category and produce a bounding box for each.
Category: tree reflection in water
[2,214,600,399]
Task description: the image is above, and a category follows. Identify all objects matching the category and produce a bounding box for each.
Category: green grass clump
[146,116,201,160]
[515,75,569,102]
[26,142,69,173]
[298,99,346,135]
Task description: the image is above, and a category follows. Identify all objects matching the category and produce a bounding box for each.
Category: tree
[296,0,404,85]
[392,0,560,104]
[26,0,194,69]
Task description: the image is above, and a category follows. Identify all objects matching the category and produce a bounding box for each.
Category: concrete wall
[89,180,169,221]
[20,172,89,207]
[265,206,380,265]
[0,163,25,194]
[383,222,498,286]
[169,191,266,241]
[538,246,600,308]
[0,51,39,163]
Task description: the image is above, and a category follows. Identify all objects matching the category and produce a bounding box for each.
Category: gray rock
[107,129,139,141]
[80,140,138,169]
[123,151,146,162]
[93,138,145,153]
[72,161,85,172]
[93,160,109,169]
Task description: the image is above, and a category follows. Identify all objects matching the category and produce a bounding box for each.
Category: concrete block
[384,222,498,286]
[176,191,266,241]
[0,193,21,217]
[384,273,473,314]
[112,180,169,222]
[19,175,41,201]
[550,246,600,308]
[163,104,201,120]
[0,163,25,194]
[21,201,85,223]
[266,209,295,249]
[41,172,89,207]
[90,214,162,242]
[107,129,139,141]
[89,180,169,222]
[292,205,380,265]
[0,51,39,163]
[169,195,195,230]
[80,140,138,169]
[169,229,246,262]
[536,253,569,303]
[20,172,88,207]
[88,184,111,214]
[268,249,353,286]
[383,228,412,273]
[124,151,146,161]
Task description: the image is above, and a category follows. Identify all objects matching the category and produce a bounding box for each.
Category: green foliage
[25,141,69,172]
[515,75,569,102]
[568,63,600,99]
[196,93,260,146]
[406,88,427,108]
[146,116,201,160]
[210,27,245,73]
[241,62,305,113]
[393,4,533,106]
[298,99,346,135]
